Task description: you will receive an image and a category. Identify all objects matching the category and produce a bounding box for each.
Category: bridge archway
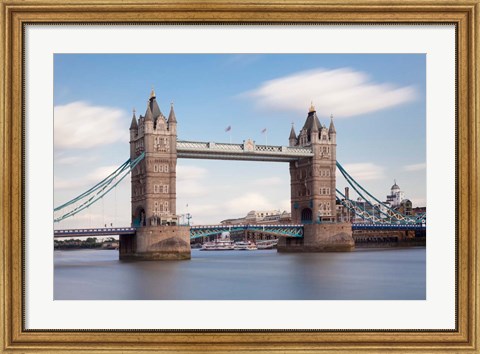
[132,207,146,227]
[301,208,313,224]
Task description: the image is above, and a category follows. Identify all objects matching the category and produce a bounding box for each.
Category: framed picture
[1,0,478,352]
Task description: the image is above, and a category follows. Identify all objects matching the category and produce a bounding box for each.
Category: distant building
[336,180,421,223]
[384,180,413,215]
[385,180,405,207]
[221,210,291,225]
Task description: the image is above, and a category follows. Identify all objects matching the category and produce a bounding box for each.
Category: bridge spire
[144,100,154,122]
[328,114,336,134]
[311,112,320,132]
[148,87,163,120]
[129,108,138,130]
[168,102,177,124]
[289,122,297,146]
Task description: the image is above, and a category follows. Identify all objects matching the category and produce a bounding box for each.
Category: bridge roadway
[54,225,305,238]
[54,223,425,238]
[351,223,425,231]
[54,227,136,238]
[176,140,314,162]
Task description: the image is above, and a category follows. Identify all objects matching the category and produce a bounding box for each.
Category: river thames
[54,247,425,300]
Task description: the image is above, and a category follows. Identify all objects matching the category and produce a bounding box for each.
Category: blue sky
[54,54,425,228]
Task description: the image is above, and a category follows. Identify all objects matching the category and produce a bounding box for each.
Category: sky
[53,54,426,228]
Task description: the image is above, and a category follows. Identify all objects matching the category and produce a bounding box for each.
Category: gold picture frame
[1,0,478,352]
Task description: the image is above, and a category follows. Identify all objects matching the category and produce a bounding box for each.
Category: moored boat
[201,233,235,251]
[234,241,257,251]
[256,239,278,250]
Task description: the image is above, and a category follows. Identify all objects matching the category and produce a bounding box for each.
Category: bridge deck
[54,227,136,237]
[177,140,313,162]
[351,223,426,231]
[54,223,425,238]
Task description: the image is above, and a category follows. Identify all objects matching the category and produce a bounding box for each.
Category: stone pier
[277,222,354,252]
[119,225,191,260]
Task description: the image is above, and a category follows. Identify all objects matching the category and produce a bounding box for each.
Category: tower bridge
[176,140,314,162]
[54,89,425,260]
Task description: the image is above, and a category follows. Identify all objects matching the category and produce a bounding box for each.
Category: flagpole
[261,128,267,145]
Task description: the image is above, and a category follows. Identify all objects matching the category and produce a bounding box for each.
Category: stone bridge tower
[279,104,354,252]
[120,89,190,260]
[289,104,337,224]
[129,89,177,227]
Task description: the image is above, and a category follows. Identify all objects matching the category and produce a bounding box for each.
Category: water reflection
[54,248,426,300]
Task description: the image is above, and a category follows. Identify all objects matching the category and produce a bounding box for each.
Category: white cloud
[404,163,426,171]
[179,193,282,225]
[54,176,89,190]
[55,155,97,165]
[177,165,209,197]
[337,163,385,181]
[86,165,120,182]
[224,193,276,216]
[54,101,129,150]
[54,164,123,190]
[177,165,208,181]
[252,176,284,186]
[242,68,416,118]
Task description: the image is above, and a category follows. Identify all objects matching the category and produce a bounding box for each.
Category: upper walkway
[176,140,313,162]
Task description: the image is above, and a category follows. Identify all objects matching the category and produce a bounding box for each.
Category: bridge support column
[277,223,354,252]
[120,226,191,261]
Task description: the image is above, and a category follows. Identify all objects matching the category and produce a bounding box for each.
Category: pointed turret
[289,123,297,146]
[144,100,154,134]
[148,87,163,120]
[300,102,322,140]
[144,102,153,122]
[129,109,138,130]
[289,123,296,139]
[167,102,177,134]
[328,114,336,144]
[311,113,319,132]
[167,102,177,123]
[328,114,336,134]
[310,111,320,144]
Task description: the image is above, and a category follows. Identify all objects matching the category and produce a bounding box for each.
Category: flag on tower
[261,128,267,134]
[225,125,231,132]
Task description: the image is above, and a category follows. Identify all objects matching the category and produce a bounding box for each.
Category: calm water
[54,247,426,300]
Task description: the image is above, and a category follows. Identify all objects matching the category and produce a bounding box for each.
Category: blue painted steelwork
[190,224,304,239]
[54,221,425,240]
[352,223,425,231]
[336,161,423,224]
[54,227,136,238]
[54,224,304,239]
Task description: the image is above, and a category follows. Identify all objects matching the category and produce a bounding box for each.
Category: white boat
[234,241,257,251]
[256,239,278,250]
[201,233,235,251]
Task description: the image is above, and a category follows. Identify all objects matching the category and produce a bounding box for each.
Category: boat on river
[256,239,278,250]
[200,233,235,251]
[234,241,257,251]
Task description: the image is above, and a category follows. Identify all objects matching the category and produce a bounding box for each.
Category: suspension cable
[54,152,144,222]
